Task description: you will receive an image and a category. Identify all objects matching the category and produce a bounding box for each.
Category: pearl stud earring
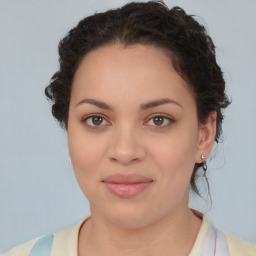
[201,154,207,172]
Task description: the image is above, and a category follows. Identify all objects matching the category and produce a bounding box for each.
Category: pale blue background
[0,0,256,253]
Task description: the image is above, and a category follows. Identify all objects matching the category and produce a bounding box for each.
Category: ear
[195,111,217,163]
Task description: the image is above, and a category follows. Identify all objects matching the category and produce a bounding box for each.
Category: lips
[103,174,153,184]
[102,174,153,198]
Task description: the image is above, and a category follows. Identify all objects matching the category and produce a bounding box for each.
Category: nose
[107,124,146,165]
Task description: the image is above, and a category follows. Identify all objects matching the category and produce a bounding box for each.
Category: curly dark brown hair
[45,0,231,196]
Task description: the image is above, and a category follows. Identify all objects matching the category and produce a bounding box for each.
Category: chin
[102,204,158,229]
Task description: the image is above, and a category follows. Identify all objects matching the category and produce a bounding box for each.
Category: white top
[2,214,256,256]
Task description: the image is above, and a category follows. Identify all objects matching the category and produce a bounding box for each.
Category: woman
[2,1,255,255]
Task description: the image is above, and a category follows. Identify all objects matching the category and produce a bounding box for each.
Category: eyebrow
[75,98,183,110]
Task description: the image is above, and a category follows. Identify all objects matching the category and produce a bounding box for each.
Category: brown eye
[153,116,164,126]
[146,114,174,129]
[82,114,109,130]
[92,116,103,125]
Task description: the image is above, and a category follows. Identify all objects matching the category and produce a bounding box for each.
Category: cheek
[149,123,199,187]
[70,138,103,168]
[68,129,107,192]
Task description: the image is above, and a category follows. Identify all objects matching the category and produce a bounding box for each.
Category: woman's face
[68,44,204,228]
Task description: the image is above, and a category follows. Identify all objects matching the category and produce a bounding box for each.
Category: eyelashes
[81,114,109,130]
[81,113,174,131]
[145,114,174,129]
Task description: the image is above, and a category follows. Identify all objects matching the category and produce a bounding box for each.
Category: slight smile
[102,174,153,198]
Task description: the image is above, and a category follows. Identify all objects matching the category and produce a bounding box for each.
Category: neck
[78,205,202,256]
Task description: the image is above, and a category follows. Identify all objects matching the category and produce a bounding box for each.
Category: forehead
[71,44,195,110]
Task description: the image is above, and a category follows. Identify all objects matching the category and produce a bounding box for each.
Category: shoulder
[190,210,256,256]
[223,230,256,256]
[0,236,41,256]
[1,217,89,256]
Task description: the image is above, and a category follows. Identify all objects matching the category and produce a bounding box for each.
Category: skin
[67,44,217,256]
